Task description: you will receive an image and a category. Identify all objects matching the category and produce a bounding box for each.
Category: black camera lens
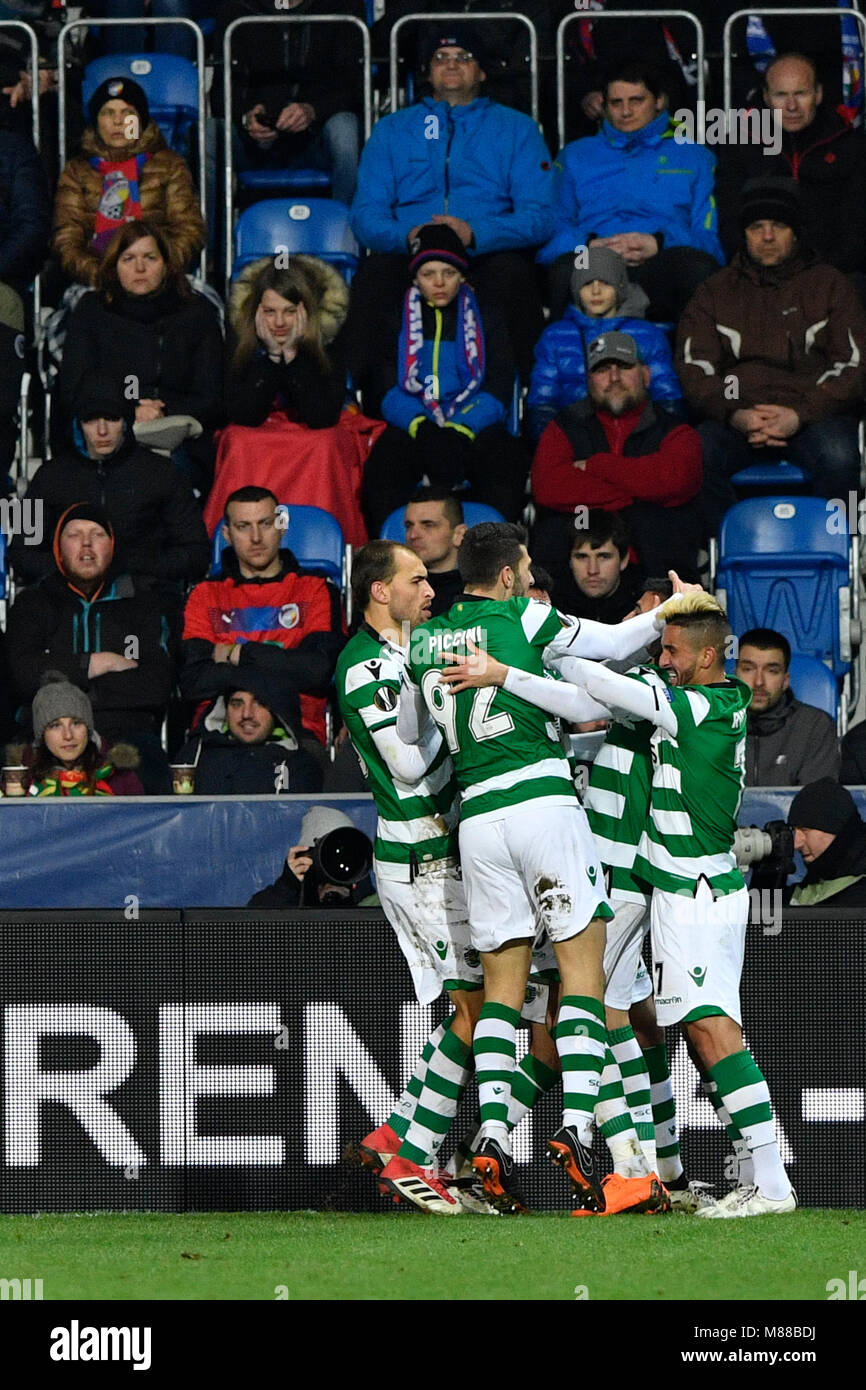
[313,827,373,886]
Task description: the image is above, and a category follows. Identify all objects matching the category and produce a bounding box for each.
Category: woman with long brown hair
[7,673,144,797]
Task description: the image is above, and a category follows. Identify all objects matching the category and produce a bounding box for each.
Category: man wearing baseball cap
[678,175,866,532]
[532,330,704,596]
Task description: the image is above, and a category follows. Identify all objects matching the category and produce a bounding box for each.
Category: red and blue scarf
[90,153,150,254]
[399,282,485,425]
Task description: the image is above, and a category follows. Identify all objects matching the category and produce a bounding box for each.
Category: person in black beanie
[786,778,866,907]
[360,222,528,536]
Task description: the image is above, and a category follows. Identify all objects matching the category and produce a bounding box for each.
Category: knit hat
[571,246,630,307]
[88,77,150,133]
[422,23,490,73]
[586,330,642,372]
[739,176,802,234]
[788,778,858,834]
[76,370,134,425]
[300,805,355,846]
[32,671,95,746]
[408,223,469,276]
[53,503,116,579]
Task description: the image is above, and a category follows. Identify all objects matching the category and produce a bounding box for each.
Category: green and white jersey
[336,624,459,872]
[585,667,666,904]
[405,595,578,824]
[632,674,751,897]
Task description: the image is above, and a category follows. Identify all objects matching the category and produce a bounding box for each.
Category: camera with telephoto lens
[733,820,796,881]
[305,827,373,904]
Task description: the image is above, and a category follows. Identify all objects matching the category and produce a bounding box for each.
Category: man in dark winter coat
[5,503,174,791]
[716,53,866,281]
[677,177,866,533]
[175,669,322,795]
[180,486,345,759]
[735,628,840,787]
[531,331,704,583]
[9,372,209,590]
[786,778,866,907]
[0,125,50,477]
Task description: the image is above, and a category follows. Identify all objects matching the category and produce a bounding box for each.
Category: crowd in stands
[0,3,865,802]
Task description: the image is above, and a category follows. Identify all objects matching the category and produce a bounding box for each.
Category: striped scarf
[30,765,117,797]
[399,283,485,425]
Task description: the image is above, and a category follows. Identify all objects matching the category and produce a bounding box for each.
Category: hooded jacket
[180,547,346,745]
[350,95,556,256]
[538,110,724,266]
[9,424,210,587]
[174,692,323,796]
[6,513,174,740]
[532,397,702,514]
[676,244,866,425]
[745,688,840,788]
[53,120,205,287]
[528,303,682,442]
[58,284,224,438]
[225,256,349,428]
[716,104,866,274]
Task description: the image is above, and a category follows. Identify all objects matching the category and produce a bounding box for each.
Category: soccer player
[401,521,695,1213]
[449,592,795,1217]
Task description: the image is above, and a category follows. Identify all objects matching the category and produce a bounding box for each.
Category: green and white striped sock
[556,995,607,1148]
[507,1053,560,1131]
[398,1018,473,1167]
[643,1042,683,1183]
[702,1076,754,1185]
[609,1026,656,1173]
[388,1022,448,1140]
[474,1002,520,1146]
[710,1050,791,1200]
[597,1046,649,1176]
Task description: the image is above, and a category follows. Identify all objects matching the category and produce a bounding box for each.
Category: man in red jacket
[180,486,346,769]
[530,331,703,592]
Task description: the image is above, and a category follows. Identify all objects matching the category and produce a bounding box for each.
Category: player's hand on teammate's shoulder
[439,638,508,694]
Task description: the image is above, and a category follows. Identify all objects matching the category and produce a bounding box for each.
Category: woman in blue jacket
[528,245,683,442]
[360,224,527,536]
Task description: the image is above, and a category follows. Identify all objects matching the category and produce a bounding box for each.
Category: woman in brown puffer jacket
[52,76,205,288]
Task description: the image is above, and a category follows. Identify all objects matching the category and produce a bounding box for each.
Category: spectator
[531,331,703,583]
[552,508,644,621]
[6,670,144,796]
[10,370,209,593]
[401,485,467,618]
[538,60,723,321]
[212,0,364,207]
[204,256,370,549]
[174,671,323,795]
[359,224,527,534]
[180,486,345,770]
[528,243,682,443]
[677,177,866,533]
[53,76,205,288]
[248,805,375,907]
[716,53,866,284]
[0,124,50,477]
[786,778,866,907]
[735,627,840,787]
[57,218,223,489]
[5,504,174,793]
[347,23,555,392]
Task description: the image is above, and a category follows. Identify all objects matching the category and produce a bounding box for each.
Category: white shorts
[376,860,484,1006]
[604,898,653,1011]
[459,802,611,955]
[650,881,749,1028]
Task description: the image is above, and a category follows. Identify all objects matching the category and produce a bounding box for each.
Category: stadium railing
[56,17,208,281]
[222,15,372,292]
[556,9,707,153]
[723,6,866,115]
[388,12,539,125]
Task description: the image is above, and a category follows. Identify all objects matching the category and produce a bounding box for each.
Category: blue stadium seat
[379,500,506,542]
[82,54,199,155]
[714,497,858,697]
[232,199,359,282]
[237,168,332,195]
[210,503,345,586]
[730,459,809,489]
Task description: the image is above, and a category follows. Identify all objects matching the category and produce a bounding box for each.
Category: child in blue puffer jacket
[527,245,683,443]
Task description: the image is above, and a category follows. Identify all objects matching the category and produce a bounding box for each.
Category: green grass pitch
[0,1209,862,1300]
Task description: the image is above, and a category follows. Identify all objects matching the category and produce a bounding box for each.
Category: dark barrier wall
[1,908,862,1213]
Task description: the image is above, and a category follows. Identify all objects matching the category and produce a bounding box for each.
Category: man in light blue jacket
[346,23,555,402]
[540,61,723,321]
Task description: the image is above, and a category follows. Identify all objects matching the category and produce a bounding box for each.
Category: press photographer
[248,806,376,908]
[734,778,866,907]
